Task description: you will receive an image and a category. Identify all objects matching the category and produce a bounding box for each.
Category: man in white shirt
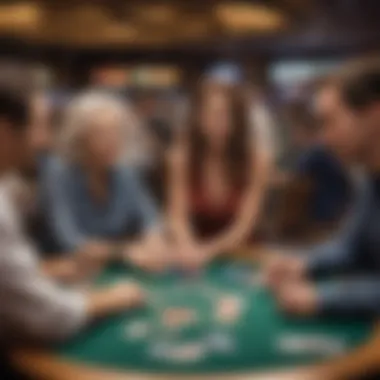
[0,87,145,377]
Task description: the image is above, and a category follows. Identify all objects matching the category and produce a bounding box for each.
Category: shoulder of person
[296,146,332,171]
[43,155,79,184]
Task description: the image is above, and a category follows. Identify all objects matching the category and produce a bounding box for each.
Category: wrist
[202,243,219,259]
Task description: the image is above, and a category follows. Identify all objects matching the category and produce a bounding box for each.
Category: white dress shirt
[0,174,87,343]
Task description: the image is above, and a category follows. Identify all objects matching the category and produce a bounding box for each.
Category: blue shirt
[296,146,350,222]
[40,157,158,253]
[306,173,380,316]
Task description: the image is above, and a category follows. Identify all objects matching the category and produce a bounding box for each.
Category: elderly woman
[42,92,167,272]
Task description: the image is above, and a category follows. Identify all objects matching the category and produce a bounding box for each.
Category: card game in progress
[56,259,373,376]
[6,6,380,379]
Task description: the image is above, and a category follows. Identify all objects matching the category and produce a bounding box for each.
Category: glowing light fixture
[0,2,40,30]
[134,5,177,24]
[216,2,286,32]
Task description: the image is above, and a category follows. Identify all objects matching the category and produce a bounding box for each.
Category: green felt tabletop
[58,261,374,374]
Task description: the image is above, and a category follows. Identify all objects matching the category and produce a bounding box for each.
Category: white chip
[171,343,207,362]
[208,332,235,353]
[125,321,149,340]
[150,342,207,363]
[216,295,243,324]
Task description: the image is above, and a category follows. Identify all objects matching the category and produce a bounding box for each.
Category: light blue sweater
[41,157,158,252]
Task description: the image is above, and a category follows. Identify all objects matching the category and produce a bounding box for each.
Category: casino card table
[12,256,380,380]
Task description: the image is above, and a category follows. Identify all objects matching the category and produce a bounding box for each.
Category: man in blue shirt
[296,145,350,223]
[264,58,380,317]
[273,102,351,242]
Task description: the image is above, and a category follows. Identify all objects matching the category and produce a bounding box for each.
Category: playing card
[277,334,346,356]
[125,320,149,340]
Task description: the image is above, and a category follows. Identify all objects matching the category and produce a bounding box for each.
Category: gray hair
[59,91,138,162]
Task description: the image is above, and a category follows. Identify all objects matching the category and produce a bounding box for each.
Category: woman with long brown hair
[168,80,274,269]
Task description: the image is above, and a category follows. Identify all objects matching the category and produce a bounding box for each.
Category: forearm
[169,212,195,243]
[205,188,265,255]
[86,290,123,319]
[40,257,77,282]
[317,279,380,316]
[204,218,255,256]
[206,143,273,255]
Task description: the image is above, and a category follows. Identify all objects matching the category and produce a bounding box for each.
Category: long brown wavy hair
[187,81,251,187]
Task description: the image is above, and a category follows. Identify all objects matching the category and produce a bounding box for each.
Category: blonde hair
[59,91,137,162]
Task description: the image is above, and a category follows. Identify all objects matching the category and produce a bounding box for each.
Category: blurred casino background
[1,1,379,96]
[1,0,380,169]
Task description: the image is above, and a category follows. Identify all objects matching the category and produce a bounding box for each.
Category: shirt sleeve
[42,160,86,252]
[305,173,371,277]
[0,229,88,341]
[317,279,380,316]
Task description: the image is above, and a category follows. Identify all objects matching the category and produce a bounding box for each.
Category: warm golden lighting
[0,2,41,30]
[104,23,138,42]
[216,2,286,33]
[181,20,210,39]
[134,4,177,24]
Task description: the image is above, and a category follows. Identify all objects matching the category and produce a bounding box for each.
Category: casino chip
[216,295,243,324]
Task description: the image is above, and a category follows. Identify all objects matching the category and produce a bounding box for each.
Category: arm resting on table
[317,279,380,316]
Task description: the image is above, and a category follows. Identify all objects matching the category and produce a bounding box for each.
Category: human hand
[124,242,170,273]
[262,253,306,291]
[177,242,213,272]
[78,241,113,263]
[75,241,113,281]
[276,281,319,317]
[107,282,145,308]
[88,281,146,317]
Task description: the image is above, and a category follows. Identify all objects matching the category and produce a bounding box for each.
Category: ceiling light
[216,2,286,32]
[0,3,41,30]
[134,5,176,24]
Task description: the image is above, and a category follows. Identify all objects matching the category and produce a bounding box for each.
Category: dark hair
[336,58,380,110]
[0,87,29,130]
[187,81,250,186]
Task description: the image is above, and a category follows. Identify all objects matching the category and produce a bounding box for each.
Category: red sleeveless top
[190,180,243,238]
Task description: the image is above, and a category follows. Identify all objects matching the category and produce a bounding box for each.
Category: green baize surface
[58,261,373,373]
